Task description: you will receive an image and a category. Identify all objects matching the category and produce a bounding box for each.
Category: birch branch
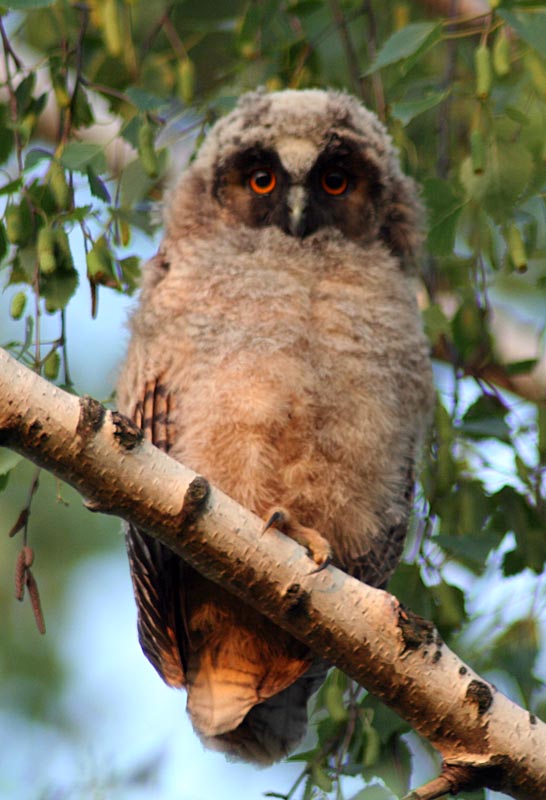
[0,347,545,799]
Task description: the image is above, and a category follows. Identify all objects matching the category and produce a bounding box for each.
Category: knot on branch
[178,476,210,528]
[397,603,441,658]
[465,679,493,716]
[111,410,143,450]
[77,396,106,440]
[281,582,311,619]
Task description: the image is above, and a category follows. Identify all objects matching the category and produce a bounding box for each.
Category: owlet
[117,88,434,764]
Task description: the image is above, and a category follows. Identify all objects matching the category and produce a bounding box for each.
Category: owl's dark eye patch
[313,137,382,200]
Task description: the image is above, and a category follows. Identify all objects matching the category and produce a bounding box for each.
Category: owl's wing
[344,456,415,589]
[125,378,187,687]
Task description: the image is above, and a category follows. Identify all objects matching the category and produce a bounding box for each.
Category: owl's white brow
[275,136,317,181]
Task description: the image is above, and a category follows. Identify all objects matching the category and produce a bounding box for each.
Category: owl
[117,88,434,764]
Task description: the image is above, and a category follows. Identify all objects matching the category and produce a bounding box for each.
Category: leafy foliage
[1,1,545,798]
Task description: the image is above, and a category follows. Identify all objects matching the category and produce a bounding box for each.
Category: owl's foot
[262,507,331,572]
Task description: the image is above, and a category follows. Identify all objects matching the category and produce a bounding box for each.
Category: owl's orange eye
[321,169,348,196]
[249,169,277,195]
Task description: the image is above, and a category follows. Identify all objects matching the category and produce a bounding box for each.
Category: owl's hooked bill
[285,185,308,238]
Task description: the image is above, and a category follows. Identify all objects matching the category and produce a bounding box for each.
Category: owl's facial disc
[213,137,383,243]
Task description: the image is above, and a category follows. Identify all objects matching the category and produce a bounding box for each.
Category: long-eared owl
[117,88,434,764]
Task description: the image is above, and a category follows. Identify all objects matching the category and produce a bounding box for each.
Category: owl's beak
[286,185,308,239]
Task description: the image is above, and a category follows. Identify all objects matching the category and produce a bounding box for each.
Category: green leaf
[430,581,466,634]
[310,762,332,793]
[492,486,546,575]
[362,736,411,797]
[0,220,7,263]
[40,268,79,311]
[423,177,464,256]
[460,142,533,218]
[86,166,111,202]
[422,303,450,346]
[125,87,165,111]
[460,417,510,441]
[504,359,538,376]
[498,10,546,55]
[349,786,395,800]
[0,448,23,475]
[118,256,141,293]
[460,394,510,443]
[451,299,490,363]
[3,0,55,6]
[390,90,449,125]
[365,23,440,74]
[316,714,343,745]
[72,86,94,128]
[0,105,14,165]
[61,143,106,174]
[24,147,52,171]
[388,564,432,621]
[0,177,23,196]
[120,157,157,206]
[435,533,503,567]
[491,618,541,700]
[361,695,409,744]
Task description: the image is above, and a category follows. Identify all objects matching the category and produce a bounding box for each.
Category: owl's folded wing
[344,455,415,589]
[125,378,187,687]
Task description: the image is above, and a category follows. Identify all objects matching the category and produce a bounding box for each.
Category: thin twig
[328,0,363,98]
[437,0,458,179]
[361,0,385,119]
[402,775,451,799]
[60,310,73,388]
[0,18,24,173]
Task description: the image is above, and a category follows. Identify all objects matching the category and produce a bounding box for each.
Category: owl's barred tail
[187,652,327,765]
[186,647,261,736]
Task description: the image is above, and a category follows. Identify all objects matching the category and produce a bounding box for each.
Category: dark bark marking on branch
[77,396,105,439]
[281,582,311,619]
[22,418,50,449]
[177,475,210,529]
[459,665,467,675]
[111,410,143,450]
[466,679,493,716]
[530,713,537,725]
[397,603,436,653]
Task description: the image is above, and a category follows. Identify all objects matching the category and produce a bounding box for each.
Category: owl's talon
[308,556,331,576]
[262,509,285,535]
[262,506,332,568]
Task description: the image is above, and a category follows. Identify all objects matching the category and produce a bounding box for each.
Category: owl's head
[174,89,423,267]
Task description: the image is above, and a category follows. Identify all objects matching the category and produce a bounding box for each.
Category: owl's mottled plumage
[117,88,434,764]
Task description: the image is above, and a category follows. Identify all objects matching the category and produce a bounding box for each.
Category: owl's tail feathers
[186,646,261,737]
[192,660,328,765]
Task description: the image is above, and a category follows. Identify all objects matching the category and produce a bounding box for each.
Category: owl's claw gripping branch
[262,506,332,570]
[308,555,331,575]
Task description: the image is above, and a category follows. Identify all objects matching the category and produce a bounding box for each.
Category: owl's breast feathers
[117,88,434,764]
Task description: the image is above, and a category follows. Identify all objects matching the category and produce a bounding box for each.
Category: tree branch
[0,347,545,799]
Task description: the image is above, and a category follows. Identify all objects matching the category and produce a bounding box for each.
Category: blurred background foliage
[0,0,545,798]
